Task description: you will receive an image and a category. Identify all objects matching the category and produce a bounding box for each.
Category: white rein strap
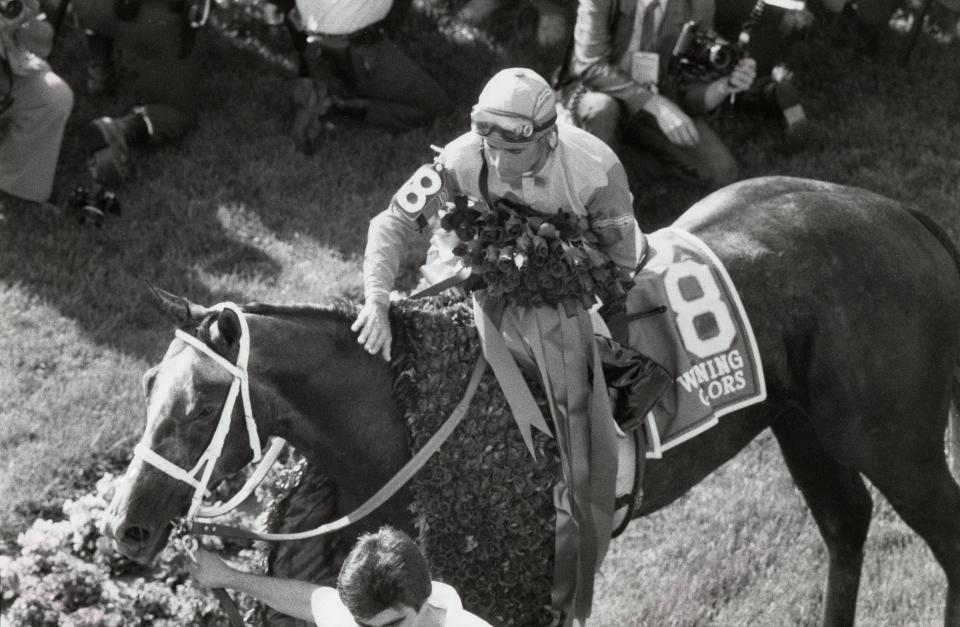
[133,303,266,521]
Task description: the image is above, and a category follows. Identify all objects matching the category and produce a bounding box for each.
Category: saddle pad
[626,228,766,457]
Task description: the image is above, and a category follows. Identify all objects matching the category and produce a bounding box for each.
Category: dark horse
[105,176,960,626]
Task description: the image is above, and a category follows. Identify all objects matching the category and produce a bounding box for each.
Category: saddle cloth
[625,228,766,458]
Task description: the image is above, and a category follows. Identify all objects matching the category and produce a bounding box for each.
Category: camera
[67,183,121,226]
[0,0,24,20]
[671,21,744,80]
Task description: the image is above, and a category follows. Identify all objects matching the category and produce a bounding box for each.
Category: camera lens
[1,0,24,19]
[709,45,733,72]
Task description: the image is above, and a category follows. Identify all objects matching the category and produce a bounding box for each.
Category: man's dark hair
[337,526,432,619]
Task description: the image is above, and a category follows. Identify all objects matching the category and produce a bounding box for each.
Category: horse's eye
[195,406,217,419]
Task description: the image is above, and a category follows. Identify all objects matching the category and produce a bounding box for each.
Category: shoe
[615,361,673,433]
[84,116,130,155]
[597,337,673,433]
[291,78,334,155]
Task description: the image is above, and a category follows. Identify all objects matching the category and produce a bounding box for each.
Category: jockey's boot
[597,337,673,433]
[84,31,117,97]
[83,111,150,187]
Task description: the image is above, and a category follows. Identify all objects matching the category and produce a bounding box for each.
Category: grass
[2,1,959,624]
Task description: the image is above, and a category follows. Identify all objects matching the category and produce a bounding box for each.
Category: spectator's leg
[0,71,74,203]
[345,36,453,132]
[530,0,570,47]
[624,113,737,190]
[572,89,623,152]
[84,30,117,96]
[128,2,201,143]
[77,0,200,184]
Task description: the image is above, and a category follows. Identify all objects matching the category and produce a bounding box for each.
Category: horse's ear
[147,283,209,327]
[211,308,242,347]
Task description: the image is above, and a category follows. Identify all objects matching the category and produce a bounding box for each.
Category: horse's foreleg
[771,411,873,627]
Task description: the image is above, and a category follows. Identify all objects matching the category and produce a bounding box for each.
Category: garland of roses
[440,195,628,315]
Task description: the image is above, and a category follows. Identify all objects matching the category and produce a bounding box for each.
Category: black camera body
[0,0,24,20]
[68,183,121,226]
[671,21,744,80]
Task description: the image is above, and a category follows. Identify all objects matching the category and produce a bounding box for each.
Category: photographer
[560,0,756,191]
[0,0,73,210]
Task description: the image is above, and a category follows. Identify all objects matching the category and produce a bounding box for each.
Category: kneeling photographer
[559,0,755,192]
[1,0,73,213]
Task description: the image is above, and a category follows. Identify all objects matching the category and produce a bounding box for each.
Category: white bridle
[132,302,284,521]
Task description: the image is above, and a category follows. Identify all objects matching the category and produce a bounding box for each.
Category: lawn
[2,1,960,624]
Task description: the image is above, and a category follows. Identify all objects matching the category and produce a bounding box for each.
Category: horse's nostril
[123,526,151,544]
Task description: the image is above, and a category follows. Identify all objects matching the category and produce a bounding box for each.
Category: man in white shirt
[188,526,492,626]
[288,0,453,154]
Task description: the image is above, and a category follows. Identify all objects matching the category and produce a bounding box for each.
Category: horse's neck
[249,312,407,498]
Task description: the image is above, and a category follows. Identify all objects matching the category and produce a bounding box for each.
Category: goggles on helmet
[471,107,557,144]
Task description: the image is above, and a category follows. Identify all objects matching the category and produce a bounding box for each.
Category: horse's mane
[239,295,470,332]
[240,298,359,322]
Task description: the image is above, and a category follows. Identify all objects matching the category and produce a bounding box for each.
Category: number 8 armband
[390,163,448,230]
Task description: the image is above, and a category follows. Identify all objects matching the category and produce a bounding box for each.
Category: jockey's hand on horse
[352,301,392,361]
[186,548,235,589]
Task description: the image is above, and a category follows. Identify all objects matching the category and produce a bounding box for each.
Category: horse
[104,176,960,626]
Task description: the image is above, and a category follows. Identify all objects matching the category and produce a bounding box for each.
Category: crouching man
[189,525,493,626]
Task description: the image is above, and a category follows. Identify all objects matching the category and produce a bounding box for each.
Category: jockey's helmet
[471,68,557,145]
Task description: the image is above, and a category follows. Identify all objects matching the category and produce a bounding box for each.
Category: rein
[139,301,486,538]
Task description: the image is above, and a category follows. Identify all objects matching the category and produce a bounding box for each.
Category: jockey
[353,67,671,626]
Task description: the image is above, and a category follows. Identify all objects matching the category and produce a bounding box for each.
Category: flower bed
[0,461,279,626]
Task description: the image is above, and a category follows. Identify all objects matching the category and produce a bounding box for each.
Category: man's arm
[683,57,756,113]
[571,0,655,117]
[188,549,317,622]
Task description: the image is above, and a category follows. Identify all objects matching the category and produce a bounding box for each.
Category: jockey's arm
[585,158,640,274]
[355,162,451,360]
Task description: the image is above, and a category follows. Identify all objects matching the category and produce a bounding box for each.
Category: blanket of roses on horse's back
[259,297,561,626]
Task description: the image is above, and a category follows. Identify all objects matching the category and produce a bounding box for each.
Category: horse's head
[104,288,264,561]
